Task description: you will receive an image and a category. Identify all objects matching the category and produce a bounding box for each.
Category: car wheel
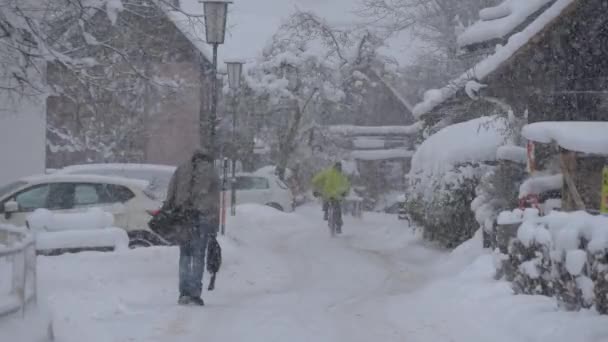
[128,230,168,248]
[129,238,154,249]
[266,202,284,211]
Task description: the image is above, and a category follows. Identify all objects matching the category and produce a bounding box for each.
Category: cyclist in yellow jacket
[312,162,351,233]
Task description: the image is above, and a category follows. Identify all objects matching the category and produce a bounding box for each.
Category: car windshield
[0,181,26,198]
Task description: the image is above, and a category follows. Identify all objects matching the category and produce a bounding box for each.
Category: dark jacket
[164,150,220,234]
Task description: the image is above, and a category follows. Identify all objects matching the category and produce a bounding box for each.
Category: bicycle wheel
[328,202,336,237]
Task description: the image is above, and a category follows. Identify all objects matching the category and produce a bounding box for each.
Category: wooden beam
[560,149,586,210]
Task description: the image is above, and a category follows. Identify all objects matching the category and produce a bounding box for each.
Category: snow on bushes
[406,116,509,248]
[497,209,608,313]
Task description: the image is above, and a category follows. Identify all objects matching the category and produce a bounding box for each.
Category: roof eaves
[412,0,576,119]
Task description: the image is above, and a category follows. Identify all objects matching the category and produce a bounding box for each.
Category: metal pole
[221,157,229,235]
[209,43,219,156]
[231,89,237,216]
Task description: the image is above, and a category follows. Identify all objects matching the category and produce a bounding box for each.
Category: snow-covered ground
[2,204,608,342]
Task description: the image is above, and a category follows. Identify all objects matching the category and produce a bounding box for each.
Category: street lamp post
[225,60,244,216]
[200,0,231,235]
[199,0,231,156]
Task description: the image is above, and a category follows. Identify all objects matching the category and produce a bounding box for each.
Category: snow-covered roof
[522,121,608,155]
[155,0,212,61]
[409,115,508,176]
[351,148,414,161]
[412,0,575,119]
[329,121,422,136]
[457,0,554,48]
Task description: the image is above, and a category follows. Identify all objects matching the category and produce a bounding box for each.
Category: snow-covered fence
[0,225,36,317]
[495,209,608,313]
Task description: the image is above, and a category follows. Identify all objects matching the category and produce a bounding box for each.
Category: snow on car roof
[57,163,176,173]
[20,174,151,190]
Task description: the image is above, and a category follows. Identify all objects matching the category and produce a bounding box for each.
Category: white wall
[0,97,46,185]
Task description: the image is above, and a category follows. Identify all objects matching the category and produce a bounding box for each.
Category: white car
[0,174,165,247]
[56,163,295,212]
[226,172,295,212]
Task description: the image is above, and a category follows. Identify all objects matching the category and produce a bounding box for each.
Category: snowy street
[3,204,607,342]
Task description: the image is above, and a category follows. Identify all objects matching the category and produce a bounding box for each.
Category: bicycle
[327,199,342,237]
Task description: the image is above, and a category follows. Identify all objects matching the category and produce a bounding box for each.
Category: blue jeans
[179,221,210,298]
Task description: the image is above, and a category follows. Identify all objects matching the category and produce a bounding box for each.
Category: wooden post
[560,149,586,211]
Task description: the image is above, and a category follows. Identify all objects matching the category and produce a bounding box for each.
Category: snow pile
[522,121,608,154]
[412,0,576,118]
[27,208,114,232]
[519,173,563,198]
[35,228,129,252]
[389,242,608,341]
[457,0,553,47]
[22,209,128,252]
[496,145,526,163]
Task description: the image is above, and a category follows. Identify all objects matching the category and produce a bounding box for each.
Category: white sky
[180,0,419,67]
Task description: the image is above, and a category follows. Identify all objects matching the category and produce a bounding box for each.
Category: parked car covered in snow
[57,163,295,212]
[227,172,295,212]
[0,174,165,247]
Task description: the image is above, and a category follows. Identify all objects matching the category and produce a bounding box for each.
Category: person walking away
[312,162,351,233]
[163,148,220,306]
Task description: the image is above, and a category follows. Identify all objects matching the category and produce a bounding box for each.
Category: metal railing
[0,226,37,317]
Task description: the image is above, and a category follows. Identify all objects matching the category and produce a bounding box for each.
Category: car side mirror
[4,200,18,219]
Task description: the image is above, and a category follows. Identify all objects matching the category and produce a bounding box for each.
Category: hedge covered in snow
[496,209,608,313]
[406,116,509,248]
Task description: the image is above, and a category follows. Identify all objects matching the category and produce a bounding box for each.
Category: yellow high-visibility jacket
[312,168,350,200]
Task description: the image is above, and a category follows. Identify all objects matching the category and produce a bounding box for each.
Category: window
[235,176,270,190]
[74,184,99,206]
[47,183,75,210]
[13,184,51,211]
[103,184,135,203]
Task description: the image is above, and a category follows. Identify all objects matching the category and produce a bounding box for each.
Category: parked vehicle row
[0,163,296,249]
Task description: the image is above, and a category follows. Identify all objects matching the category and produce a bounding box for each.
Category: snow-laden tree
[245,10,400,180]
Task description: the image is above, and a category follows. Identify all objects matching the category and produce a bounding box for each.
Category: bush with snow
[472,158,526,249]
[497,209,608,313]
[405,116,509,248]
